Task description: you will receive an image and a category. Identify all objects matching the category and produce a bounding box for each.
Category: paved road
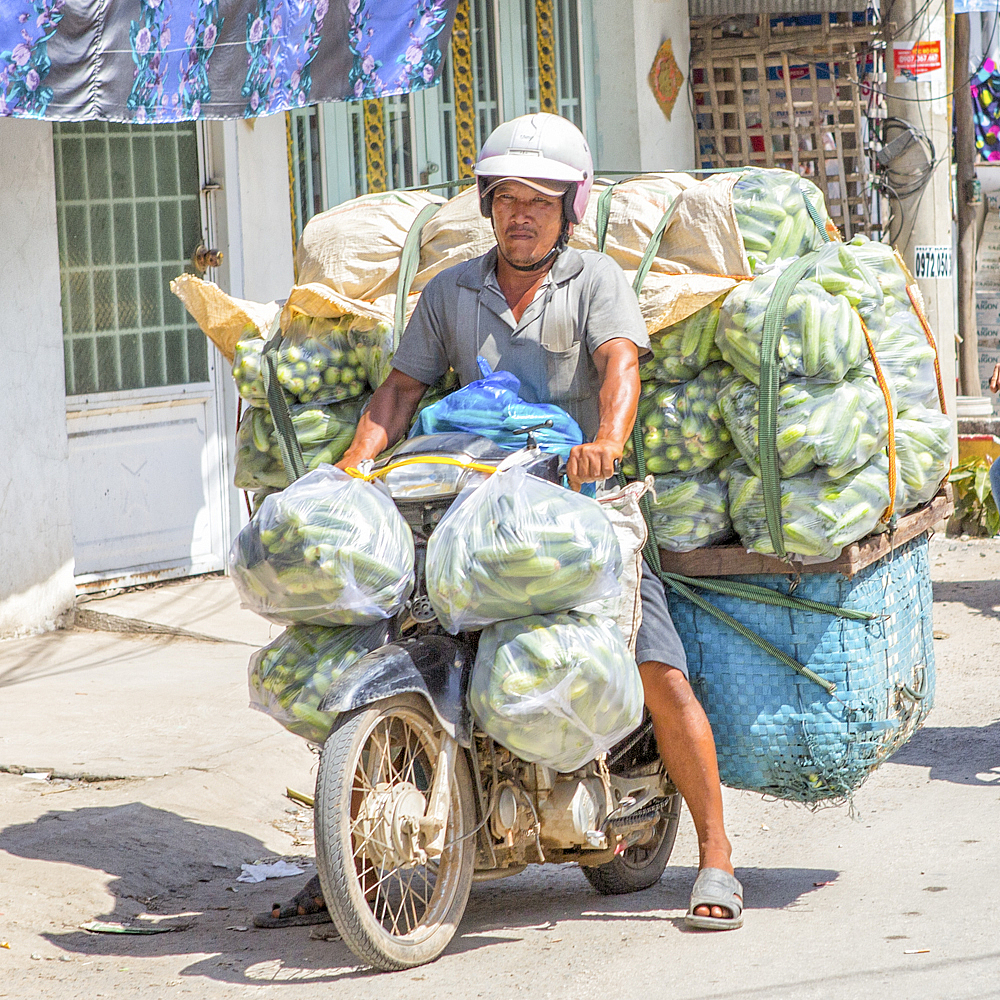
[1,538,998,999]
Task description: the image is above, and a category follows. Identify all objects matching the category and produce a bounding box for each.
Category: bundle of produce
[640,298,724,384]
[649,462,735,552]
[809,242,888,346]
[411,360,584,460]
[719,369,891,480]
[894,405,953,512]
[717,271,869,386]
[251,487,281,515]
[469,612,644,773]
[231,466,414,626]
[269,313,382,404]
[249,622,389,745]
[848,235,912,318]
[626,361,737,476]
[729,167,833,268]
[818,237,943,411]
[234,396,369,490]
[874,311,942,412]
[728,454,896,561]
[232,336,268,405]
[426,462,621,633]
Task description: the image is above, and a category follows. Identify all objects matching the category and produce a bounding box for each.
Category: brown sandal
[252,874,335,929]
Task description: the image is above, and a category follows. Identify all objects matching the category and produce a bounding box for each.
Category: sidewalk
[0,575,296,781]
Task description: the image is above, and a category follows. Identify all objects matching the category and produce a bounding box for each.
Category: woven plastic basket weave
[666,535,935,803]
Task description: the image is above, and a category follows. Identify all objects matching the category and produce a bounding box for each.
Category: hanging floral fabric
[972,58,1000,162]
[0,0,459,122]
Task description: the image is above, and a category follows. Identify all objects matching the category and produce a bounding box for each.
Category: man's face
[490,180,565,269]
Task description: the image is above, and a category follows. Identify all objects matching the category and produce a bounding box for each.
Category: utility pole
[954,11,982,396]
[883,0,958,418]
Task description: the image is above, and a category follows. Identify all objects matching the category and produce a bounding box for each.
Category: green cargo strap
[625,235,842,696]
[758,252,819,557]
[632,201,678,297]
[659,571,875,623]
[596,183,621,253]
[664,576,838,696]
[260,324,307,484]
[394,203,441,349]
[799,183,832,243]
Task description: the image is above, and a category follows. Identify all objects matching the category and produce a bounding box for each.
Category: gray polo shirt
[391,246,651,442]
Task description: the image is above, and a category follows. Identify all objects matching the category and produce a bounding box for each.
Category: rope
[595,183,620,253]
[905,283,948,416]
[344,455,499,481]
[855,313,897,524]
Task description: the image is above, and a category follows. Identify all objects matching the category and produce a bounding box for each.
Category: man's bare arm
[336,369,429,469]
[566,338,640,490]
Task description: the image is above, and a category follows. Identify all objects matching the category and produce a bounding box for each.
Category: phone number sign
[913,245,952,279]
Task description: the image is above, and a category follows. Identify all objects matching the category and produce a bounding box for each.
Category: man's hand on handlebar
[566,440,623,492]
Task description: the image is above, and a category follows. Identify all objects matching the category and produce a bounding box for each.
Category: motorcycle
[311,426,680,971]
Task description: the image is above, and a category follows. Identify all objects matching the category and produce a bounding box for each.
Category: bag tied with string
[470,612,644,773]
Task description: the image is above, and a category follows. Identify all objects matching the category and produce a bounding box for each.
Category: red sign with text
[894,41,943,78]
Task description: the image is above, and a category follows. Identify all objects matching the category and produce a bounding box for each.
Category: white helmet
[475,113,593,224]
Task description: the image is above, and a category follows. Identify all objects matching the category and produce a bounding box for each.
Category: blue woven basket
[666,535,935,803]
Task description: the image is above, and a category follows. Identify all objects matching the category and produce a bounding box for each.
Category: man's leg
[639,660,735,921]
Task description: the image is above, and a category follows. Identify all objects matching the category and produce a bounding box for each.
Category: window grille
[54,121,207,396]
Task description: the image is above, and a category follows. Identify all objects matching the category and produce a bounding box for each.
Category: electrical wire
[859,0,1000,104]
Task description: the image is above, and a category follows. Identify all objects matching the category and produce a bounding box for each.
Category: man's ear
[566,222,575,237]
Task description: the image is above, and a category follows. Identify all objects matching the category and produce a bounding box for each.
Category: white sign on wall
[913,245,953,279]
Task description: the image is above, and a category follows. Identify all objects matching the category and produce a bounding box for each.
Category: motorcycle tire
[581,792,682,895]
[314,693,475,971]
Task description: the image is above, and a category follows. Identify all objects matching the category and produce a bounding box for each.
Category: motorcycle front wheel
[314,693,475,971]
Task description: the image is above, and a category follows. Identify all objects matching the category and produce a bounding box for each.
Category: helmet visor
[481,177,570,200]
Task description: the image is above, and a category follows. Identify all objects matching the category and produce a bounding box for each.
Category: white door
[54,120,231,592]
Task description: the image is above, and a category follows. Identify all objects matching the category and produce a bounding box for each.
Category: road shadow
[457,862,838,938]
[931,580,1000,621]
[886,721,1000,785]
[0,801,839,984]
[0,802,369,982]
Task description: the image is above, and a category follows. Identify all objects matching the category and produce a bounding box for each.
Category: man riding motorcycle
[260,112,743,932]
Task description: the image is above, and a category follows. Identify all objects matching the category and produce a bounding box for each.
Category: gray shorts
[634,561,688,678]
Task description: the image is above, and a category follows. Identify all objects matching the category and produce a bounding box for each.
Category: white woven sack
[577,477,652,652]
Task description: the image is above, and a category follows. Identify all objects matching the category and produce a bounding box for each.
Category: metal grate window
[53,121,207,396]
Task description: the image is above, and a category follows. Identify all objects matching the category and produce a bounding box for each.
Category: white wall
[590,0,695,173]
[0,119,76,637]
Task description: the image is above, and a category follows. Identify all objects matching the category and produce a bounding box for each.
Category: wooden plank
[732,56,752,167]
[780,52,800,173]
[658,489,953,580]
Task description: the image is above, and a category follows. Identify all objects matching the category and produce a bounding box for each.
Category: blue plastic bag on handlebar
[409,357,584,461]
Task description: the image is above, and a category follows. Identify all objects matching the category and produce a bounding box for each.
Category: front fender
[318,635,472,747]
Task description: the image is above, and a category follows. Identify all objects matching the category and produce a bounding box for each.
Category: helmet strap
[493,218,570,273]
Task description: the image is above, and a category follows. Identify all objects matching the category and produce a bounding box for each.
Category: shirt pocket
[539,294,587,402]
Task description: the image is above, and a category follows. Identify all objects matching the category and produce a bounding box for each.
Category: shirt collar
[457,245,586,291]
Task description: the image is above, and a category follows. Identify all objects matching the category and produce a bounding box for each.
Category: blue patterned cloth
[0,0,457,121]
